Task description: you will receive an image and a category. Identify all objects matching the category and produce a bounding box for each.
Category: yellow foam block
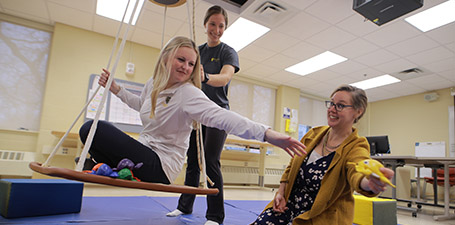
[353,195,397,225]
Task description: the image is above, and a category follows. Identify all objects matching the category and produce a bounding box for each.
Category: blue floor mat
[0,196,268,225]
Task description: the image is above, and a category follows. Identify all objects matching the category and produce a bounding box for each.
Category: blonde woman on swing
[79,36,306,200]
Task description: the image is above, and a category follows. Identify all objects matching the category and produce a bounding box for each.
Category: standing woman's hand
[99,68,121,94]
[264,129,306,157]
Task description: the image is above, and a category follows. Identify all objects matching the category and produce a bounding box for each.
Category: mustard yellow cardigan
[260,126,378,225]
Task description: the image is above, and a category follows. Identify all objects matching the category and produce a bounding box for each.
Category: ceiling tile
[48,2,93,31]
[386,34,440,57]
[345,67,383,81]
[305,69,340,82]
[280,41,323,61]
[93,15,134,40]
[373,58,417,74]
[285,0,317,10]
[237,57,256,72]
[253,30,300,53]
[136,9,184,37]
[425,23,455,45]
[327,60,367,76]
[283,76,319,89]
[261,54,300,70]
[365,88,400,102]
[325,74,362,87]
[420,78,455,91]
[48,0,95,13]
[354,49,399,67]
[238,44,276,63]
[363,21,421,48]
[406,46,455,65]
[332,38,379,59]
[261,70,301,84]
[274,11,330,40]
[406,74,451,89]
[131,27,167,49]
[423,57,455,73]
[438,70,455,82]
[306,26,356,50]
[446,42,455,53]
[305,0,354,25]
[242,63,281,78]
[381,82,425,97]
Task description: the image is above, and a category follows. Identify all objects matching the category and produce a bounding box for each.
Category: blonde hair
[150,36,201,118]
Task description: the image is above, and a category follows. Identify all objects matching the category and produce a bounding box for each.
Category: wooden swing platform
[29,162,219,195]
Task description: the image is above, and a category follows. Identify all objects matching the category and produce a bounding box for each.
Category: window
[0,21,51,131]
[229,79,276,128]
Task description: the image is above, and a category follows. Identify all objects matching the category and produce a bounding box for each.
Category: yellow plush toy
[348,159,396,188]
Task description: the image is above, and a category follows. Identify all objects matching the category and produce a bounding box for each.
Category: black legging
[177,125,227,224]
[79,120,170,184]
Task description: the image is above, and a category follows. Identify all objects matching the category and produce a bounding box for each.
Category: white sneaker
[204,220,219,225]
[166,209,184,217]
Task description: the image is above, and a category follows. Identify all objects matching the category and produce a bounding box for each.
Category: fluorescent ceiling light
[350,75,401,90]
[405,0,455,32]
[221,17,270,52]
[285,51,347,76]
[96,0,145,25]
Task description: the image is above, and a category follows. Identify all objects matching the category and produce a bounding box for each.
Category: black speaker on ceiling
[353,0,423,26]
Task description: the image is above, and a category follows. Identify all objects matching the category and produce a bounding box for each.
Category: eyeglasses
[325,101,354,112]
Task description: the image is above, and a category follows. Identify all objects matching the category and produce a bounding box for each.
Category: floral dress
[252,151,335,225]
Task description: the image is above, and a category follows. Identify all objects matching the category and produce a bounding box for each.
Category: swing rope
[43,0,133,168]
[34,0,218,195]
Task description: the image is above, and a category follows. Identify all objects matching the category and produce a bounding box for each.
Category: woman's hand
[200,66,205,83]
[99,68,121,94]
[361,167,395,194]
[264,129,306,157]
[273,191,288,213]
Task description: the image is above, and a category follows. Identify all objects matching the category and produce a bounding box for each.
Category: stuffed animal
[85,163,119,178]
[84,158,142,181]
[113,158,143,171]
[348,159,396,188]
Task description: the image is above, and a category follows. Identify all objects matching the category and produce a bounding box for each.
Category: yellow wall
[357,88,453,156]
[271,85,301,167]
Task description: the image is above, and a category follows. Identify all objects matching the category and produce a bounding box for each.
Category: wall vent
[221,165,283,185]
[0,150,35,177]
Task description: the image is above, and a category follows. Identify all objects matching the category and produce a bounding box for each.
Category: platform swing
[29,0,218,196]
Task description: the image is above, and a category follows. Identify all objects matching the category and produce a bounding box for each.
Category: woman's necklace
[322,129,341,156]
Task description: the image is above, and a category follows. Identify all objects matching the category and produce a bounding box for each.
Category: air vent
[392,67,430,81]
[399,67,423,74]
[242,0,297,27]
[254,1,286,15]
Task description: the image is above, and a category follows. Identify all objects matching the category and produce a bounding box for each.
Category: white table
[373,155,455,221]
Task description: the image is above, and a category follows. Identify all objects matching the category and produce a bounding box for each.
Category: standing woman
[166,5,239,225]
[252,85,395,225]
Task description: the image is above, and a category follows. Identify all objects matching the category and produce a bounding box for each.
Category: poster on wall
[85,74,144,133]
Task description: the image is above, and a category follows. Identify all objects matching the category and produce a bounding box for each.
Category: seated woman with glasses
[251,84,394,225]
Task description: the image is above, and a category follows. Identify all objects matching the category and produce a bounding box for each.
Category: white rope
[43,0,132,167]
[161,6,167,48]
[186,0,194,41]
[76,0,141,171]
